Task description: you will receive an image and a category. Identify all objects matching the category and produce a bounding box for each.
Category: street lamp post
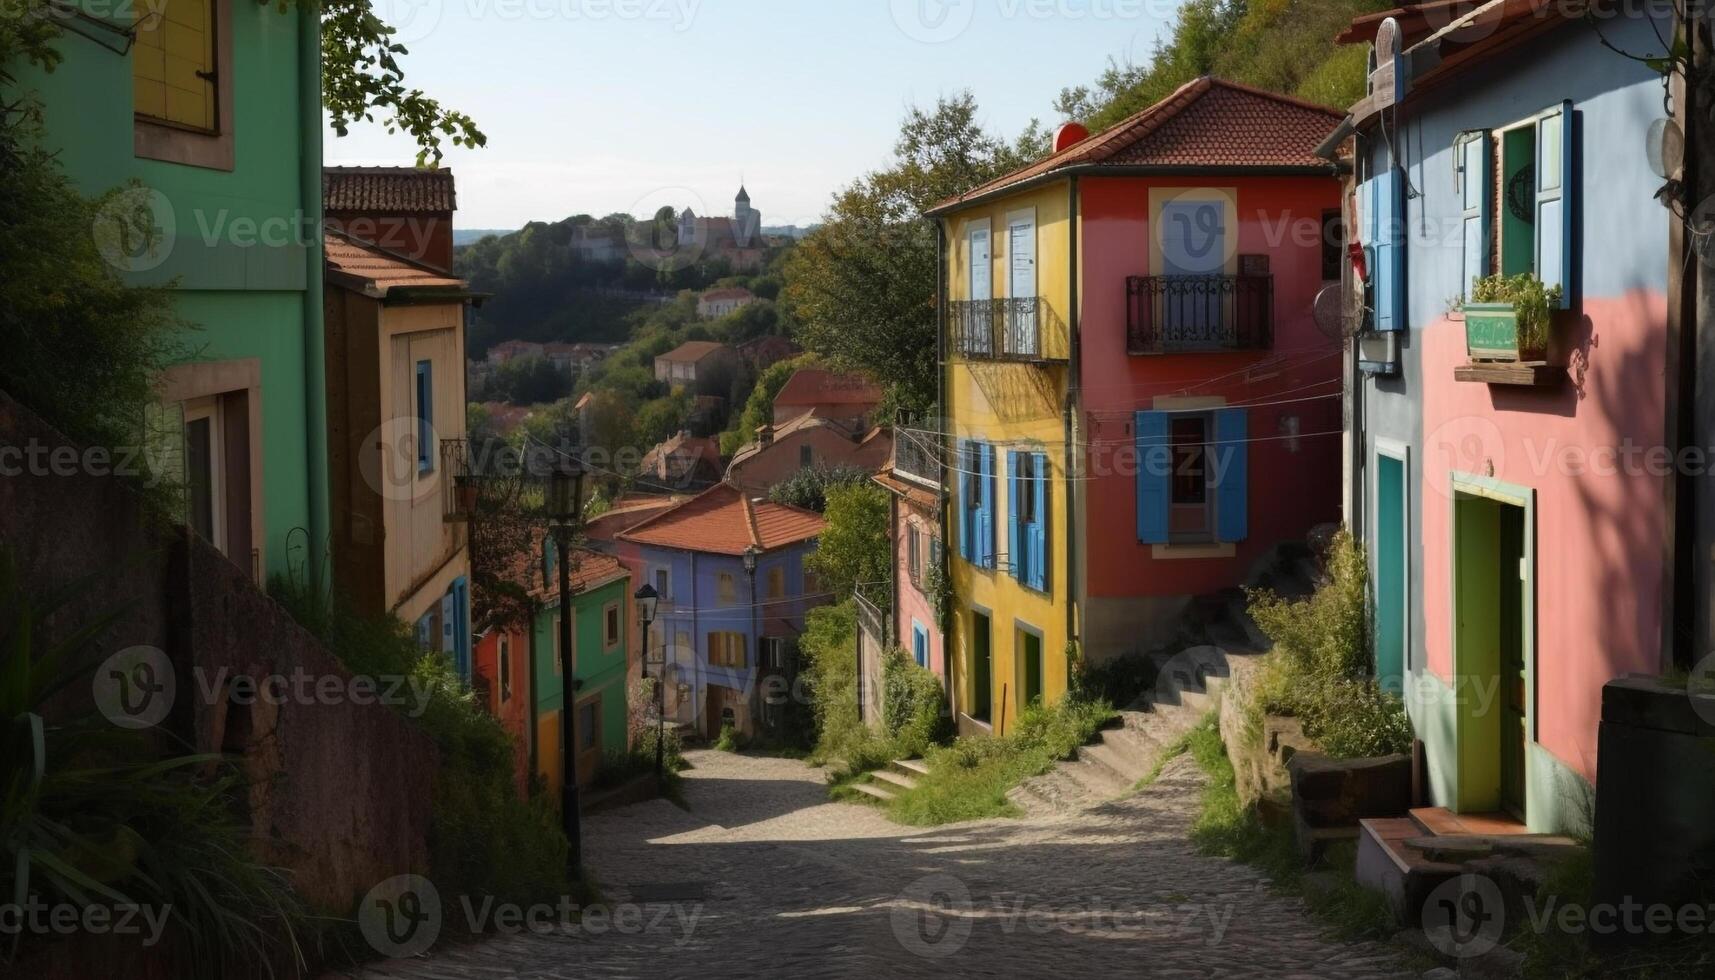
[633,583,662,785]
[548,457,586,881]
[742,545,760,730]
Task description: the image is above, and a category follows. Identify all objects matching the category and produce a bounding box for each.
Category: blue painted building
[1332,4,1675,835]
[618,482,827,739]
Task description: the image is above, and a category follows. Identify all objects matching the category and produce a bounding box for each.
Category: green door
[1375,454,1406,688]
[1020,629,1043,708]
[971,611,992,722]
[1499,505,1527,819]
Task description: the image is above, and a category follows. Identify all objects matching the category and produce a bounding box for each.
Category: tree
[719,352,821,454]
[635,390,692,448]
[767,465,870,514]
[485,355,571,405]
[784,93,1035,412]
[806,482,891,607]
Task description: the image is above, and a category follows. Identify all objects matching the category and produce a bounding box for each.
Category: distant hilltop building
[676,186,767,270]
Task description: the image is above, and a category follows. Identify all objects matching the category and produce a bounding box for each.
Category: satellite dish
[1647,118,1684,180]
[1313,283,1367,343]
[1369,17,1403,109]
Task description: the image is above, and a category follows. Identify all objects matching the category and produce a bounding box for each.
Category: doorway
[970,610,992,723]
[1452,479,1533,821]
[1374,445,1408,688]
[1017,625,1043,710]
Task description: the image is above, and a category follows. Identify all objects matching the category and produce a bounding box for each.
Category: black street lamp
[633,582,663,785]
[742,545,760,730]
[548,456,586,881]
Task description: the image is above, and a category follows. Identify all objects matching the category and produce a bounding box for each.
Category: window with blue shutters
[912,622,929,667]
[959,440,996,569]
[977,443,996,569]
[416,360,435,473]
[1486,103,1576,305]
[1534,101,1573,307]
[1136,409,1247,545]
[1008,450,1049,591]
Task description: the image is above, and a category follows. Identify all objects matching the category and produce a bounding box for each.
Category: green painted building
[531,543,632,794]
[19,0,327,580]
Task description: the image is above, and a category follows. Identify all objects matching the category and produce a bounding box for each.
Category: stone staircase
[851,757,930,803]
[1355,807,1582,925]
[1003,540,1321,819]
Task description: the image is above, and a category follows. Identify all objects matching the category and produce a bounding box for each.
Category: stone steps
[851,781,896,803]
[871,769,918,792]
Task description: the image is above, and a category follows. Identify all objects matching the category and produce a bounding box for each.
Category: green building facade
[531,551,632,793]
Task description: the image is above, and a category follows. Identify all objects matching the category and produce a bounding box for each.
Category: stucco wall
[1355,14,1670,831]
[894,496,945,679]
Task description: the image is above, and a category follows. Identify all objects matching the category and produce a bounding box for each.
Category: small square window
[718,572,737,605]
[767,567,785,600]
[604,602,621,649]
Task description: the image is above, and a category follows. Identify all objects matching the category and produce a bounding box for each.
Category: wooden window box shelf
[1454,362,1565,386]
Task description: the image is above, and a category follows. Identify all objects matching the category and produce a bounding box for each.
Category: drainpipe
[1063,177,1080,673]
[299,4,330,589]
[935,219,954,722]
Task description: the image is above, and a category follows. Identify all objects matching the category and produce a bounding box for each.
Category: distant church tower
[733,185,761,246]
[677,206,698,247]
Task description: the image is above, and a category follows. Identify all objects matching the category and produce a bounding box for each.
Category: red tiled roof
[930,77,1344,212]
[583,494,689,542]
[324,166,457,212]
[1334,0,1473,45]
[773,369,882,408]
[325,232,467,298]
[496,543,626,603]
[618,482,826,556]
[656,341,731,363]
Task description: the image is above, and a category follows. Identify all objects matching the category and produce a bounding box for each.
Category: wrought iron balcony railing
[949,297,1069,363]
[892,427,942,491]
[1126,275,1274,354]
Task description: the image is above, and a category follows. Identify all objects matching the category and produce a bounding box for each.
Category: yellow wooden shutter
[134,0,215,130]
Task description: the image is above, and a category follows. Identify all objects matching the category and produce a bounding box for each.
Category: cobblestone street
[337,750,1412,979]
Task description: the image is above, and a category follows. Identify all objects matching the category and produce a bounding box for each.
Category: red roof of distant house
[582,493,688,542]
[496,543,626,604]
[700,287,755,302]
[772,369,882,409]
[325,232,467,298]
[324,166,457,212]
[478,401,533,434]
[929,77,1344,213]
[619,482,826,556]
[656,341,731,363]
[640,432,723,476]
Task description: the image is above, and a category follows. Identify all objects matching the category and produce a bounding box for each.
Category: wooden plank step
[851,781,896,803]
[871,769,918,791]
[1409,807,1530,838]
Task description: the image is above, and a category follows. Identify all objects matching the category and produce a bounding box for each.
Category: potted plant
[1463,273,1565,363]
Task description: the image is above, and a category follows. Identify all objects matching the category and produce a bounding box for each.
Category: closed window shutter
[133,0,216,130]
[1135,411,1170,544]
[955,438,971,562]
[979,444,996,569]
[1214,408,1249,542]
[1459,132,1492,296]
[1030,452,1048,592]
[1006,451,1022,580]
[1372,166,1406,332]
[1535,101,1574,307]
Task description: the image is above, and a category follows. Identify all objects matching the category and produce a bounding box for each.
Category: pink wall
[894,495,944,677]
[1419,290,1668,783]
[474,625,532,797]
[1078,176,1344,597]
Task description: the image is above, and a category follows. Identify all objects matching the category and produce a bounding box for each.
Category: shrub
[768,463,871,513]
[1246,529,1414,759]
[713,723,740,752]
[881,647,949,757]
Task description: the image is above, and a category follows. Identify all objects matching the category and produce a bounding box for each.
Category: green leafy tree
[806,482,891,607]
[484,355,572,405]
[719,352,822,454]
[635,390,693,448]
[767,464,870,513]
[785,93,1034,412]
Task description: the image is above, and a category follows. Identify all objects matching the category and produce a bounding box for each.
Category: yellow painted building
[936,180,1079,736]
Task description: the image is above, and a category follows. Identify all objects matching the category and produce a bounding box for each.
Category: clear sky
[326,0,1183,229]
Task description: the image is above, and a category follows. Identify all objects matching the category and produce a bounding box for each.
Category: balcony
[1126,275,1273,354]
[440,437,476,523]
[949,297,1069,363]
[892,426,942,491]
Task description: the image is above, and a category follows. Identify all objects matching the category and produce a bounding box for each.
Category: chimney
[756,424,774,448]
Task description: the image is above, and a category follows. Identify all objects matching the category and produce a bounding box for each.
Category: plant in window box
[1464,273,1565,363]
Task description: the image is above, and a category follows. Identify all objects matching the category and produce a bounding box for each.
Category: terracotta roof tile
[773,369,882,408]
[931,77,1345,212]
[324,166,457,212]
[618,482,825,556]
[496,542,626,603]
[325,233,467,297]
[656,341,731,363]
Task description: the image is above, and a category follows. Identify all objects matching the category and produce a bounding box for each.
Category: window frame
[603,601,621,652]
[415,360,435,475]
[132,0,235,170]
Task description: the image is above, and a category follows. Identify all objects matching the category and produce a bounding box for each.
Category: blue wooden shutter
[1535,101,1574,307]
[1006,451,1022,580]
[1214,408,1249,543]
[1372,166,1405,332]
[1459,132,1492,296]
[913,625,928,667]
[1135,411,1170,544]
[955,438,971,562]
[978,444,996,569]
[451,576,471,678]
[1029,452,1048,592]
